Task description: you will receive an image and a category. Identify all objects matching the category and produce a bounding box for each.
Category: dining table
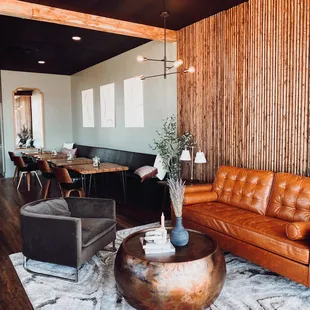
[48,157,93,167]
[22,150,52,157]
[65,162,129,200]
[38,154,67,160]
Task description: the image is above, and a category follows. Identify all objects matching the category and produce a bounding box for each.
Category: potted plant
[151,115,194,246]
[151,115,194,180]
[17,125,32,146]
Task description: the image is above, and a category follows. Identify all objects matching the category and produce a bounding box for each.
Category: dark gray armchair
[20,197,116,282]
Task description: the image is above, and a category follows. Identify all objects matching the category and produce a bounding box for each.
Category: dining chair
[8,151,18,182]
[37,159,56,199]
[52,167,85,198]
[12,156,42,191]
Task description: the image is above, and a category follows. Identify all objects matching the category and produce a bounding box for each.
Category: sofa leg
[23,255,79,282]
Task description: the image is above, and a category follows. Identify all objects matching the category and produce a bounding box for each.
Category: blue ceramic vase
[171,217,189,247]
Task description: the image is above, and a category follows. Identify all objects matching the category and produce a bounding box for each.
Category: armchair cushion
[67,197,116,219]
[286,222,310,240]
[24,198,71,217]
[82,218,116,247]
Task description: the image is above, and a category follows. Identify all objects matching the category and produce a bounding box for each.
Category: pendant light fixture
[136,2,195,80]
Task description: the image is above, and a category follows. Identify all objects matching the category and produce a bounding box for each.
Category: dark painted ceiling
[0,0,247,75]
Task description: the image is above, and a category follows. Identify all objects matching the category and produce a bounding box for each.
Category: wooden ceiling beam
[0,0,177,42]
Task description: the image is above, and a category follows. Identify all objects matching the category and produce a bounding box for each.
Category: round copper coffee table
[114,228,226,309]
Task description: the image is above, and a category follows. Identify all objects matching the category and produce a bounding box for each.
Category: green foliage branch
[151,115,195,180]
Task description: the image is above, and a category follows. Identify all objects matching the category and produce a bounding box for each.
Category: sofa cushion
[134,166,158,182]
[212,166,274,215]
[183,191,217,205]
[267,173,310,222]
[183,203,310,264]
[81,218,116,247]
[61,147,77,156]
[153,154,167,180]
[25,198,71,217]
[286,222,310,241]
[185,184,213,193]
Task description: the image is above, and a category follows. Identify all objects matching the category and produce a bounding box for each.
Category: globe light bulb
[137,55,146,63]
[173,59,183,68]
[184,66,195,73]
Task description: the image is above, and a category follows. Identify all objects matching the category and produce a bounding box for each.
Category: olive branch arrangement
[150,115,195,180]
[151,115,195,215]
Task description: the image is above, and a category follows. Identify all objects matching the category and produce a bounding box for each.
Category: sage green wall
[1,70,72,177]
[71,41,177,154]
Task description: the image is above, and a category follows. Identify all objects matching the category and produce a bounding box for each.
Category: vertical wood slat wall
[178,0,310,182]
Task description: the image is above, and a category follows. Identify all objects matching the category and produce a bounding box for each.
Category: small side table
[114,228,226,309]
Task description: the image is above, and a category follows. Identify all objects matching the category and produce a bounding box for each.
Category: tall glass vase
[170,216,189,247]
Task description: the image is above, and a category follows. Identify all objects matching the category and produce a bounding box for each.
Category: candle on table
[161,212,165,228]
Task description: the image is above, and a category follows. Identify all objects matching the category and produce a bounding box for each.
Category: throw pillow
[25,198,71,217]
[63,142,74,149]
[153,154,167,180]
[61,147,77,157]
[134,166,158,182]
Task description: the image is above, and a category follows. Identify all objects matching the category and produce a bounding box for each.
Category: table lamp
[180,147,207,181]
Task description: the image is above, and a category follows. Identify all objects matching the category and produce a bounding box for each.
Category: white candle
[161,212,165,228]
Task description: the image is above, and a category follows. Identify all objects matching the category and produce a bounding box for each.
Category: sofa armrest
[286,222,310,240]
[183,191,218,205]
[66,197,116,219]
[184,183,213,194]
[20,212,81,267]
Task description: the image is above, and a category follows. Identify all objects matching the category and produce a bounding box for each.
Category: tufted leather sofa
[179,165,310,287]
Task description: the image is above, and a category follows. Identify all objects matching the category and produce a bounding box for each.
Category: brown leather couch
[179,165,310,287]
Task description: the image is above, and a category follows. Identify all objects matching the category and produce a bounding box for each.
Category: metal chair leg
[17,172,26,190]
[13,167,17,182]
[120,171,127,204]
[23,255,79,282]
[33,171,43,187]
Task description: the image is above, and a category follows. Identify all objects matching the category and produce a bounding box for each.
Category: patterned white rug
[9,223,310,310]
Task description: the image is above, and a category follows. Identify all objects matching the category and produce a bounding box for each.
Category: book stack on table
[140,213,175,255]
[140,235,175,255]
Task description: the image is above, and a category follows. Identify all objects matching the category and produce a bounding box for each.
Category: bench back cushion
[74,144,156,171]
[213,166,274,215]
[266,173,310,222]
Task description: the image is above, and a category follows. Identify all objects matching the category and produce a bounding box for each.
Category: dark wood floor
[0,176,161,310]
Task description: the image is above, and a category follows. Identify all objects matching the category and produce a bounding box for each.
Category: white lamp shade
[194,151,207,163]
[180,149,191,161]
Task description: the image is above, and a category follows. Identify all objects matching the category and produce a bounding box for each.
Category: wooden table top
[48,157,92,167]
[22,151,52,156]
[122,228,217,263]
[35,153,67,160]
[65,162,129,175]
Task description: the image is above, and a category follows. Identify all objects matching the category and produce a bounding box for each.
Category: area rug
[9,223,310,310]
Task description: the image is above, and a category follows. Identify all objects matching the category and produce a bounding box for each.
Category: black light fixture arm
[146,58,175,63]
[136,3,195,81]
[142,71,181,80]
